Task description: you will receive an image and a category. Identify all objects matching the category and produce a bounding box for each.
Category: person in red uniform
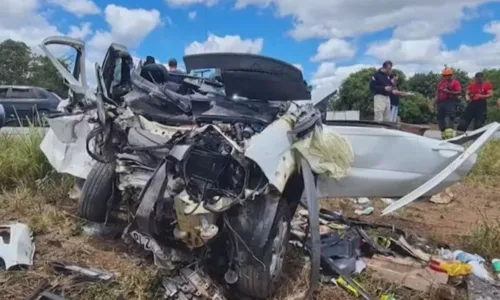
[457,72,493,132]
[432,67,462,139]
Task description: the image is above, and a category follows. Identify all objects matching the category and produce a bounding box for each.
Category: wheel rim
[269,217,288,278]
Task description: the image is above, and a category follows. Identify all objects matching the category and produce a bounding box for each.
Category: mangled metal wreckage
[39,35,500,299]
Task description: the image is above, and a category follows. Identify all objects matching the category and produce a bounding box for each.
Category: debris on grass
[429,188,454,204]
[1,129,500,300]
[459,213,500,260]
[0,222,35,270]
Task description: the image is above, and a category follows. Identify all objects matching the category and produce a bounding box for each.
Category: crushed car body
[38,35,500,299]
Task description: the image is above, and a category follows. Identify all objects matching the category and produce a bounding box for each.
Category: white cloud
[310,62,374,101]
[188,11,197,21]
[234,0,493,41]
[100,5,161,48]
[484,21,500,39]
[366,38,443,64]
[311,38,355,62]
[82,5,162,85]
[68,22,93,40]
[308,18,500,98]
[47,0,100,17]
[364,21,500,75]
[2,0,38,21]
[185,33,264,55]
[165,0,218,7]
[293,63,303,72]
[0,0,61,48]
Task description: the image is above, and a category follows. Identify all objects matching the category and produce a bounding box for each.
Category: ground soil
[0,181,499,300]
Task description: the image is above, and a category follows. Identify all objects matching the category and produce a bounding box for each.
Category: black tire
[78,162,118,222]
[236,199,291,299]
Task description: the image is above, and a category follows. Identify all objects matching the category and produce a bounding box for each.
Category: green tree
[28,55,70,98]
[407,69,470,100]
[334,67,407,118]
[0,39,32,85]
[334,67,376,118]
[399,93,433,124]
[0,39,69,97]
[407,72,440,100]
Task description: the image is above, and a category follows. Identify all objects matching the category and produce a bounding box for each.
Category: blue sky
[3,0,500,99]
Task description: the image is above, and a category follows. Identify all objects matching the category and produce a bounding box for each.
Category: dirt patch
[321,182,500,247]
[0,180,499,299]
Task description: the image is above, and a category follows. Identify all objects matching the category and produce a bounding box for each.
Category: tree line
[331,67,500,124]
[0,39,69,98]
[4,38,499,126]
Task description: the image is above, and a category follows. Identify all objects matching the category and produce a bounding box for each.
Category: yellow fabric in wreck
[292,126,354,179]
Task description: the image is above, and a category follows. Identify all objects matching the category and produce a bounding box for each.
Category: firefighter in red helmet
[432,66,462,139]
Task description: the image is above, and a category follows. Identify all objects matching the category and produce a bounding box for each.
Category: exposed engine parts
[76,52,321,299]
[162,267,226,300]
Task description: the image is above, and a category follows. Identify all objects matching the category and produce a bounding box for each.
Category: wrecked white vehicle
[39,35,499,299]
[83,55,320,299]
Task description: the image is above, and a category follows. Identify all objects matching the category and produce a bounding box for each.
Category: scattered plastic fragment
[379,198,394,205]
[453,250,492,282]
[429,188,454,204]
[27,280,67,300]
[355,207,374,216]
[492,259,500,279]
[438,248,454,260]
[392,236,430,262]
[355,259,366,274]
[331,276,360,297]
[429,259,472,276]
[50,261,114,281]
[0,222,35,270]
[357,197,371,204]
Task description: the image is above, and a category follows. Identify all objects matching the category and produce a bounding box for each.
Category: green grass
[0,127,53,189]
[459,214,500,260]
[466,139,500,187]
[460,140,500,260]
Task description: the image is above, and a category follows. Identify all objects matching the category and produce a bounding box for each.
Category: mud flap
[382,122,500,216]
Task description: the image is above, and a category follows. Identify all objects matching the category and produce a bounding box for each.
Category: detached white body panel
[40,112,97,179]
[0,223,35,270]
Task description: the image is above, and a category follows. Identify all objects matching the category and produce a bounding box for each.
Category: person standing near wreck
[144,56,156,65]
[432,67,462,139]
[388,74,411,122]
[167,58,184,74]
[457,72,493,132]
[370,60,394,122]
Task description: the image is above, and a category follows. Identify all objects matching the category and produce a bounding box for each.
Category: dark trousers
[457,100,487,131]
[436,99,457,131]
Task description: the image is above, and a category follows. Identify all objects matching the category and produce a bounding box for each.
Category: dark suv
[0,85,61,126]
